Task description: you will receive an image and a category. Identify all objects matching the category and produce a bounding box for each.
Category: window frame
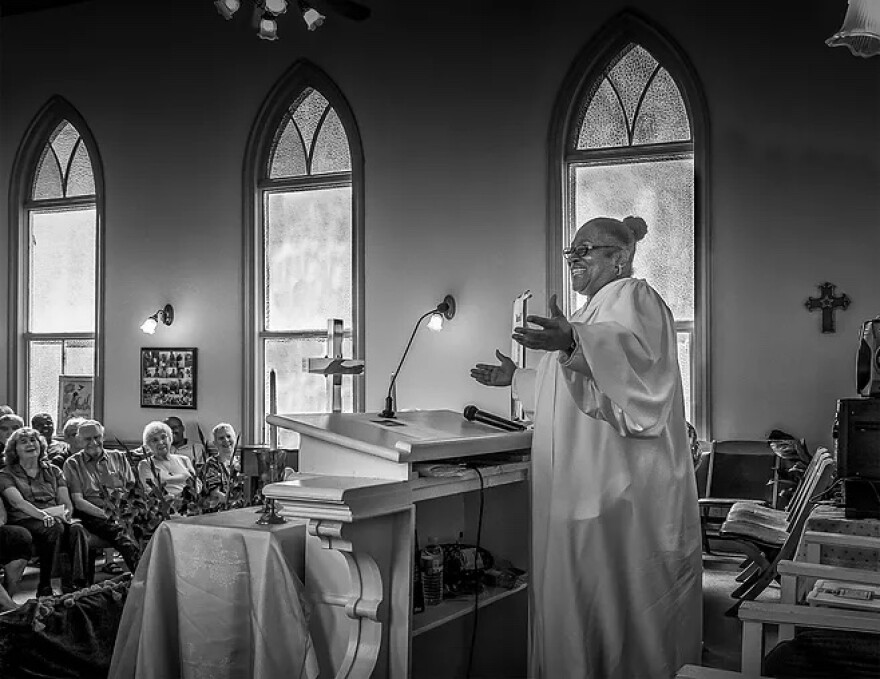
[8,97,105,423]
[547,11,711,437]
[243,60,365,444]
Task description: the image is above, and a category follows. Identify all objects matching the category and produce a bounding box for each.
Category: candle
[269,369,278,451]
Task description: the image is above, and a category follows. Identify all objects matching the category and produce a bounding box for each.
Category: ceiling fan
[215,0,370,40]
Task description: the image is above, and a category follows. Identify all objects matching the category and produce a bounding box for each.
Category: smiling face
[14,430,41,461]
[566,222,624,297]
[78,423,104,458]
[213,426,236,454]
[147,430,171,458]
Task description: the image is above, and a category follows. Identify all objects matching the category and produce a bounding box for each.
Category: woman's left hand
[512,295,574,353]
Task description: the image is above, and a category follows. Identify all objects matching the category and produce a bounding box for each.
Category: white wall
[1,0,879,448]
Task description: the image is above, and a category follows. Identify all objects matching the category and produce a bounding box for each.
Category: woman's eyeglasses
[562,244,619,260]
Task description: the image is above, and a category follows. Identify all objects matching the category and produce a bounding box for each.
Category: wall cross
[805,282,850,333]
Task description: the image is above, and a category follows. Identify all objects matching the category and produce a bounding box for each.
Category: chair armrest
[777,559,880,586]
[803,530,880,551]
[700,498,766,507]
[739,601,880,633]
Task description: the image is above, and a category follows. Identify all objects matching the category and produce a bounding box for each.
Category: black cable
[465,465,485,679]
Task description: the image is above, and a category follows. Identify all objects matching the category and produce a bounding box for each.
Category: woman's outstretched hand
[470,350,516,387]
[512,294,574,353]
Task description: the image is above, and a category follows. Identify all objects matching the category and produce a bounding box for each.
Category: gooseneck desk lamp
[379,295,456,418]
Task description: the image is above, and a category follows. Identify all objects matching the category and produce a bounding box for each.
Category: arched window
[549,13,710,434]
[244,61,364,445]
[9,98,104,425]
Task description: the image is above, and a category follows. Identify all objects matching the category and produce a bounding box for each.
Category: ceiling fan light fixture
[264,0,288,16]
[258,12,279,39]
[827,0,880,58]
[298,0,325,30]
[214,0,241,20]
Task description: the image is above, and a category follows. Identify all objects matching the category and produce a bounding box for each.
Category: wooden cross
[305,318,365,412]
[805,282,850,333]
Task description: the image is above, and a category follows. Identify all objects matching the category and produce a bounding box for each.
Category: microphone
[379,296,456,418]
[463,405,527,432]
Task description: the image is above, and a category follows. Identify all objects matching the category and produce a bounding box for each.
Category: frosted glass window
[577,79,629,149]
[30,121,95,199]
[292,89,329,153]
[608,45,658,128]
[269,119,308,178]
[32,147,63,200]
[51,123,79,175]
[564,37,701,430]
[29,208,97,333]
[27,339,94,423]
[264,337,354,447]
[268,87,349,178]
[311,109,352,174]
[577,44,690,150]
[66,142,96,196]
[264,187,352,331]
[570,160,694,320]
[632,69,691,145]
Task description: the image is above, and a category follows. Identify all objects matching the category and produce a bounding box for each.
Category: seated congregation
[0,407,247,610]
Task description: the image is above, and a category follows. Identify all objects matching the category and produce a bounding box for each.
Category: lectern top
[267,409,532,463]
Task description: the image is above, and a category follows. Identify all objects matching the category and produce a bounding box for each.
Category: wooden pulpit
[262,409,532,679]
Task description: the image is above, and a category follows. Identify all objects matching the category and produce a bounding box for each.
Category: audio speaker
[856,317,880,397]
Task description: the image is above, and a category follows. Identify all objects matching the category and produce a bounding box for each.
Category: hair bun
[622,216,648,242]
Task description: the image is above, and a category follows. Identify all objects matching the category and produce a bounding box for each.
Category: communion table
[263,409,533,679]
[109,508,318,679]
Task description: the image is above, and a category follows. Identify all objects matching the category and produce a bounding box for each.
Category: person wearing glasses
[470,216,701,679]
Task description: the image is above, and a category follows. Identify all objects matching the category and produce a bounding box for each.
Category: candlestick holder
[255,447,287,525]
[257,497,286,525]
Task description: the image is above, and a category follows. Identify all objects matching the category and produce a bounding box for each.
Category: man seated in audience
[164,416,205,466]
[62,420,140,574]
[0,499,31,611]
[0,414,24,464]
[31,413,69,467]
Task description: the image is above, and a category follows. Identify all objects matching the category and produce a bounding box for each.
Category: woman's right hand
[470,350,516,387]
[40,512,55,528]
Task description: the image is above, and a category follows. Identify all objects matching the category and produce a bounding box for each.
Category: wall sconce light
[380,295,456,418]
[140,304,175,334]
[827,0,880,58]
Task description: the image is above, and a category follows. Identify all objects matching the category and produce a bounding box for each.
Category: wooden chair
[739,532,880,677]
[699,440,780,555]
[723,448,831,583]
[721,453,835,616]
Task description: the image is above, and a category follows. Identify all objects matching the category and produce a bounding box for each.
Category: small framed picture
[58,376,94,427]
[140,348,197,409]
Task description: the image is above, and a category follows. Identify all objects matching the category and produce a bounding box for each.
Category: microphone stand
[380,296,455,418]
[379,308,436,418]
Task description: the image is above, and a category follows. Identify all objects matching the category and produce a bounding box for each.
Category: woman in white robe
[472,216,702,679]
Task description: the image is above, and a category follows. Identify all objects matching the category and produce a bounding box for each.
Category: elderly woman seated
[137,421,197,498]
[202,423,241,506]
[0,428,89,596]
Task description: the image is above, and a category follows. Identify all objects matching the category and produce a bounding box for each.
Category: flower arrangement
[102,432,253,550]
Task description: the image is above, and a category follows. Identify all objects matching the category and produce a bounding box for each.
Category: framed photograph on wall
[140,348,197,409]
[58,376,94,427]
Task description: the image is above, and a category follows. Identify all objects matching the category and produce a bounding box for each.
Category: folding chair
[722,451,835,616]
[699,440,779,555]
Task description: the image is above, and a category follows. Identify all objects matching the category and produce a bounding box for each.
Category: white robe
[513,277,702,679]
